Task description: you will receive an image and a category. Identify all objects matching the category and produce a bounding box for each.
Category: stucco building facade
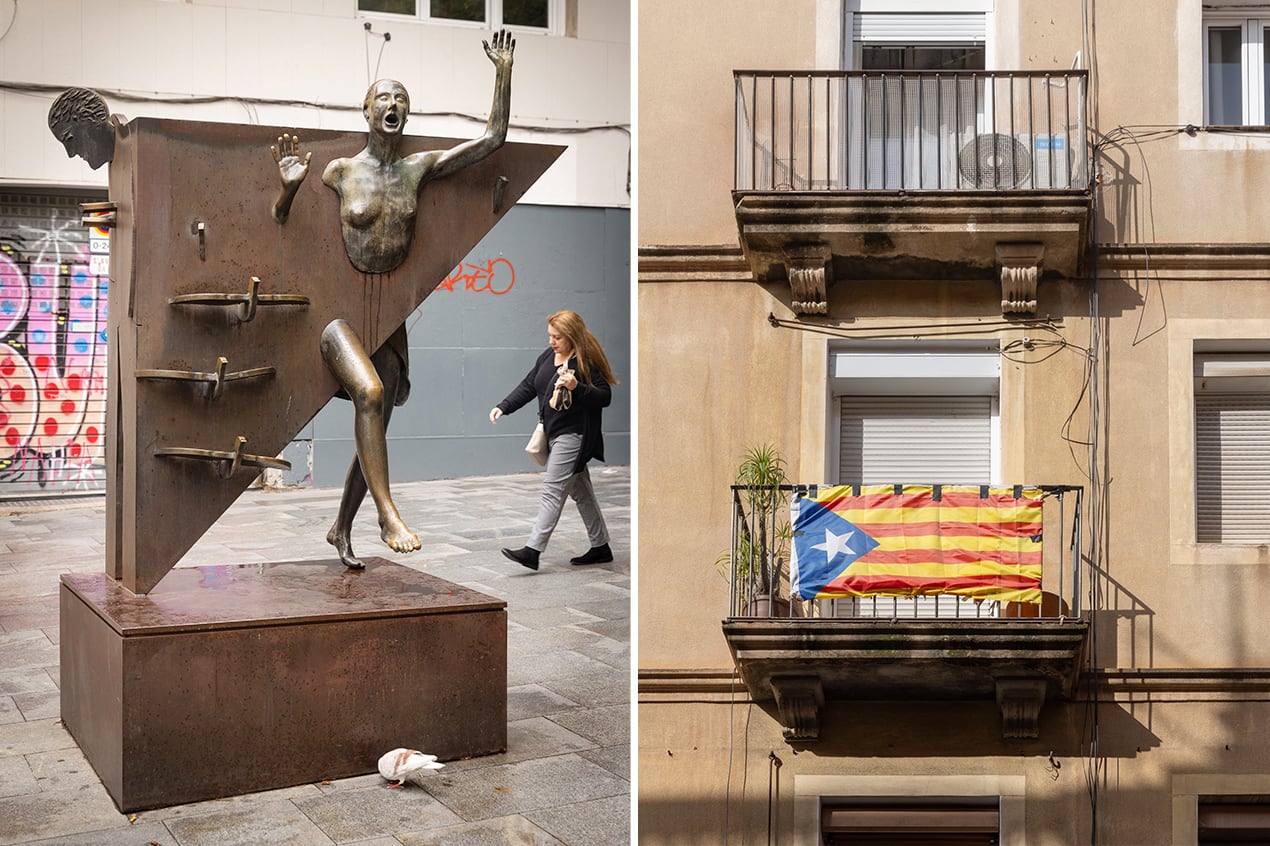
[638,1,1270,843]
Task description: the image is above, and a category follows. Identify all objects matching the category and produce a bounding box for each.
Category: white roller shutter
[833,394,995,619]
[852,12,986,44]
[839,395,992,484]
[1195,392,1270,543]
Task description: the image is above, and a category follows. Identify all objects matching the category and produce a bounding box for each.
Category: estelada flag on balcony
[789,484,1044,604]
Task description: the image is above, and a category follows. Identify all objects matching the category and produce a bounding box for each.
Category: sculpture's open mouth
[385,112,400,128]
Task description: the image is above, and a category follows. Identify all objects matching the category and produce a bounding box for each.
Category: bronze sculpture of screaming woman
[270,29,515,569]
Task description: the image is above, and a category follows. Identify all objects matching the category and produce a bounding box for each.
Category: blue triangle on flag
[791,496,880,599]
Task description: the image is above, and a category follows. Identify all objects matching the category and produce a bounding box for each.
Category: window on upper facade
[1194,352,1270,543]
[850,12,986,71]
[1198,797,1270,843]
[1204,11,1270,124]
[358,0,554,32]
[821,798,1001,845]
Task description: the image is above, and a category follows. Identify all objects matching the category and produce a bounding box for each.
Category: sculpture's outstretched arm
[425,29,515,180]
[270,133,312,223]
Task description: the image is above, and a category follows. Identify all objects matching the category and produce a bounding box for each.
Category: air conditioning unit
[957,133,1073,190]
[957,133,1031,189]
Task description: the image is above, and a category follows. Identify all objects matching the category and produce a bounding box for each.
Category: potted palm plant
[717,443,792,617]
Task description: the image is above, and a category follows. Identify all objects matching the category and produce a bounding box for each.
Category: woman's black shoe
[502,546,540,571]
[570,543,613,565]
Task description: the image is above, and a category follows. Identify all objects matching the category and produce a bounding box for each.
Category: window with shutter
[828,345,999,618]
[1194,353,1270,543]
[821,797,1001,845]
[1198,797,1270,843]
[852,12,987,71]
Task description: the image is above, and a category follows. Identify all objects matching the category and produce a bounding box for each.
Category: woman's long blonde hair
[549,310,619,388]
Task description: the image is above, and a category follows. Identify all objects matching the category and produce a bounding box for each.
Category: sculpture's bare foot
[380,514,421,554]
[327,524,366,570]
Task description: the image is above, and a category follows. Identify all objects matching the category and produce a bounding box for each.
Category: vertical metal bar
[1045,73,1055,188]
[989,72,998,188]
[955,74,962,187]
[749,494,758,615]
[901,75,908,189]
[735,76,743,190]
[826,76,831,188]
[751,75,758,190]
[1072,487,1083,617]
[881,73,888,188]
[1057,490,1066,617]
[846,76,853,189]
[1065,73,1073,187]
[788,75,795,190]
[1008,73,1016,188]
[768,485,776,615]
[1027,73,1035,187]
[769,75,776,190]
[862,74,869,188]
[729,489,738,617]
[919,76,927,189]
[802,73,812,188]
[936,74,943,189]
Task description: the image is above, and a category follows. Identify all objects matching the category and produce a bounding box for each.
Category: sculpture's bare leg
[320,319,420,567]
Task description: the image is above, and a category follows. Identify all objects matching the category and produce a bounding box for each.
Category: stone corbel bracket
[996,242,1045,315]
[771,675,825,742]
[995,676,1049,739]
[783,243,833,315]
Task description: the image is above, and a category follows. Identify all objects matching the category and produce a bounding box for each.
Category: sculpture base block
[59,558,507,812]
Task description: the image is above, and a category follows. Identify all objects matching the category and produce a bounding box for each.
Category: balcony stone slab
[722,618,1089,742]
[732,191,1092,315]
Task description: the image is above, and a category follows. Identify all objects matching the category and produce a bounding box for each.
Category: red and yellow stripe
[814,484,1043,603]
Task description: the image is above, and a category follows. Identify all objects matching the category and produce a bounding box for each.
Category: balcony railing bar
[746,73,756,189]
[936,74,943,189]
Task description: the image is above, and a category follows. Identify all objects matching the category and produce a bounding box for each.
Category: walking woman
[489,310,618,570]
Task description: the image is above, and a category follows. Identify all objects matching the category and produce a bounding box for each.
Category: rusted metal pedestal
[59,558,507,812]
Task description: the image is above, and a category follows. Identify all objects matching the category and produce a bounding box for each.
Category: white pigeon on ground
[378,748,445,788]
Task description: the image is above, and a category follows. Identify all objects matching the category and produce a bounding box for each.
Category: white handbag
[524,421,548,465]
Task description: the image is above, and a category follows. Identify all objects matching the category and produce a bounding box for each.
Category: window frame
[795,774,1026,846]
[357,0,564,35]
[842,2,994,71]
[825,343,1003,620]
[1202,10,1270,125]
[828,343,1002,485]
[1193,351,1270,543]
[1167,330,1270,565]
[1174,775,1270,843]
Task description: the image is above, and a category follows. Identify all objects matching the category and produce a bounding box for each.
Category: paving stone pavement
[0,467,630,845]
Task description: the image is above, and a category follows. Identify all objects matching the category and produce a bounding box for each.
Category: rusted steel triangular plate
[105,117,563,594]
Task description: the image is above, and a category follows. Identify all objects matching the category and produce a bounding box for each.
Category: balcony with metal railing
[735,70,1089,192]
[720,482,1091,743]
[729,70,1094,316]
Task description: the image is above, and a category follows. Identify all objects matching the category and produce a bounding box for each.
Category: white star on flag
[813,528,857,563]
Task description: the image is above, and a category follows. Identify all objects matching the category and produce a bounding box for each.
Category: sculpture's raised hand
[482,28,515,71]
[271,133,312,188]
[270,133,311,224]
